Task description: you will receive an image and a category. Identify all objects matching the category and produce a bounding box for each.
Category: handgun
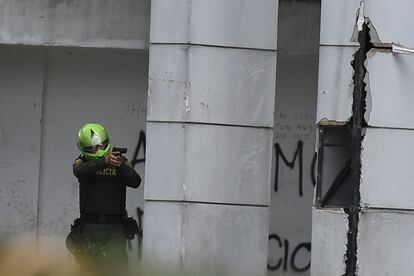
[112,147,128,154]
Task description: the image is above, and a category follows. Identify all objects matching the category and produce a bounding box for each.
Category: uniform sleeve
[119,161,141,188]
[73,157,107,178]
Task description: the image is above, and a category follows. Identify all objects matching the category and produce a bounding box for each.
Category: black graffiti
[311,152,317,186]
[131,130,146,168]
[291,242,311,272]
[274,141,304,196]
[136,207,144,238]
[267,234,311,273]
[126,208,133,250]
[126,207,144,256]
[126,131,146,254]
[267,234,283,270]
[274,141,318,197]
[136,207,144,258]
[132,131,316,197]
[128,131,314,270]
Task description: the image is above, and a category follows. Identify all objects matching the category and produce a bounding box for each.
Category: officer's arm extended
[73,158,106,178]
[119,162,141,188]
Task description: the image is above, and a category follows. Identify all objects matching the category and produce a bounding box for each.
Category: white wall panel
[311,208,347,276]
[150,0,191,44]
[317,46,357,123]
[321,0,414,47]
[187,46,276,127]
[190,0,277,50]
[143,201,269,276]
[320,0,359,46]
[142,201,184,271]
[364,0,414,46]
[366,50,414,129]
[361,128,414,209]
[148,45,276,127]
[145,123,272,205]
[144,123,185,201]
[358,211,414,276]
[149,44,189,81]
[150,0,277,50]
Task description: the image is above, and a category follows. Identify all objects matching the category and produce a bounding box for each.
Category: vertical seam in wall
[183,0,192,203]
[182,124,188,201]
[185,0,192,122]
[180,202,189,273]
[187,0,193,44]
[36,48,49,249]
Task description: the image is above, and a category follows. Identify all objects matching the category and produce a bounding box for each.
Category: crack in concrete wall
[343,20,373,276]
[315,0,414,274]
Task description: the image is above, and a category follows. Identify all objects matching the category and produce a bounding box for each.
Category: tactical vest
[79,167,126,216]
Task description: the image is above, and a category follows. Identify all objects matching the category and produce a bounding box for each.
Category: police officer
[66,123,141,275]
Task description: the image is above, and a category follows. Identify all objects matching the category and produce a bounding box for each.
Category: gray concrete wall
[0,45,148,260]
[0,46,44,245]
[0,0,150,49]
[0,0,150,265]
[268,0,320,275]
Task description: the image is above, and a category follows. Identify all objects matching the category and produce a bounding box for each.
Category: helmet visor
[83,139,110,153]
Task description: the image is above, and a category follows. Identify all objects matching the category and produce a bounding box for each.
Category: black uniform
[66,155,141,274]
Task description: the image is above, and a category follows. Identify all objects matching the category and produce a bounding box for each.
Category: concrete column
[267,1,320,275]
[312,1,414,275]
[143,1,278,275]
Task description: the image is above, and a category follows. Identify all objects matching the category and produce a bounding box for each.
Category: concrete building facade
[1,1,410,275]
[312,0,414,275]
[0,1,323,275]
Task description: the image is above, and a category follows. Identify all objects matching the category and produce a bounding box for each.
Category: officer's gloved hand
[105,152,123,167]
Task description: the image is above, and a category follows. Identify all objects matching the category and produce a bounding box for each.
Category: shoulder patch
[74,159,83,165]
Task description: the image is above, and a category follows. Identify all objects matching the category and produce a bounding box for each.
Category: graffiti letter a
[131,130,146,168]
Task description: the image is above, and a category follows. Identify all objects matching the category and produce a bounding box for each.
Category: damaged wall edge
[351,5,414,54]
[343,21,373,276]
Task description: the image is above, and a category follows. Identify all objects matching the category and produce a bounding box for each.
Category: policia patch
[96,168,117,176]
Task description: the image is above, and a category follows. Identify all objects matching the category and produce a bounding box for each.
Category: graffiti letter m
[274,141,303,196]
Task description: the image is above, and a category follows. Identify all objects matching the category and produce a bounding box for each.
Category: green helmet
[77,123,112,160]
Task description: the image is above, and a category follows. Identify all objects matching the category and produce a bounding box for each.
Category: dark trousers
[67,221,128,275]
